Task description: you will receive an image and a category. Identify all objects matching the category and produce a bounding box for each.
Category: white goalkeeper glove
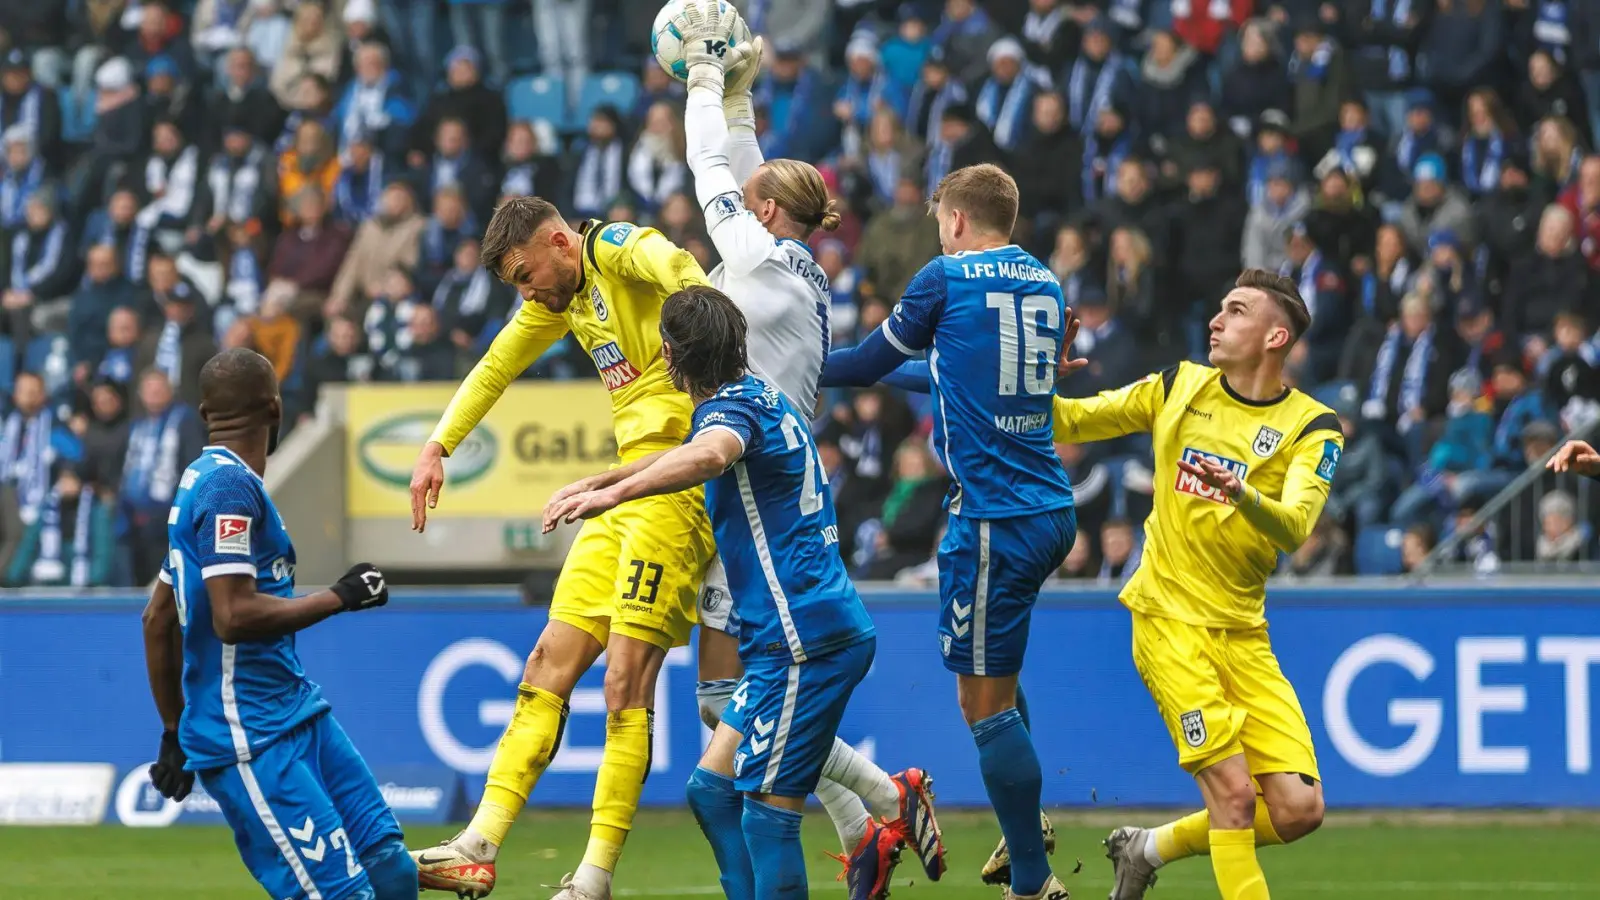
[675,0,732,95]
[722,35,763,127]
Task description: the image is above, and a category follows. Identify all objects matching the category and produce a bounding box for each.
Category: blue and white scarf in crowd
[1461,131,1506,195]
[1068,53,1124,134]
[123,406,186,507]
[227,246,263,315]
[0,409,55,523]
[0,86,42,143]
[1534,0,1571,65]
[208,146,266,225]
[0,157,42,230]
[572,141,624,219]
[907,80,967,145]
[1082,131,1133,203]
[1395,126,1435,179]
[977,71,1038,152]
[98,347,134,383]
[501,160,540,197]
[1361,256,1413,316]
[1367,0,1414,80]
[434,267,492,323]
[10,221,65,292]
[838,70,898,131]
[1288,39,1335,82]
[154,321,183,387]
[867,148,901,206]
[925,139,953,198]
[32,488,93,586]
[1288,250,1326,323]
[334,153,385,223]
[1368,322,1434,422]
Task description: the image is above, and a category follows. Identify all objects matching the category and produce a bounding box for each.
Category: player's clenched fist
[1547,439,1600,477]
[149,729,193,801]
[330,562,389,612]
[409,441,446,533]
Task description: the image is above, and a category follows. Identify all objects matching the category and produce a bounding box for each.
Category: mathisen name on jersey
[429,220,710,460]
[1052,362,1345,630]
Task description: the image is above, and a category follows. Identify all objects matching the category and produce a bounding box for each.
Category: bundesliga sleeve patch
[214,515,252,555]
[706,191,744,227]
[1315,440,1342,483]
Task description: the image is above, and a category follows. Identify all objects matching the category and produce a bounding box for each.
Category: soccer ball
[651,0,751,83]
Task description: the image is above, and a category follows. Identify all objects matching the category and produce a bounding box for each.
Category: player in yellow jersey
[1052,269,1340,900]
[406,197,715,900]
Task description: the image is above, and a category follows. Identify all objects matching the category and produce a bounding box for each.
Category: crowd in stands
[3,0,1600,586]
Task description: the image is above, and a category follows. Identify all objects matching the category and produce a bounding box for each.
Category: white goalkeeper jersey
[686,88,830,417]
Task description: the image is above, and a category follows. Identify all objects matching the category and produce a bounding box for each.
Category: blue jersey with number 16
[689,374,875,670]
[881,246,1074,518]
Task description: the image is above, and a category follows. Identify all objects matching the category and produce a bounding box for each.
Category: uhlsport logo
[592,342,642,391]
[358,412,497,488]
[1176,447,1249,503]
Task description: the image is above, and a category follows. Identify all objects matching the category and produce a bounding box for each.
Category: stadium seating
[571,71,641,131]
[505,74,568,132]
[1354,526,1405,576]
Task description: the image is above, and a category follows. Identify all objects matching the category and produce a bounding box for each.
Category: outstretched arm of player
[545,449,670,507]
[415,303,570,530]
[724,38,766,183]
[684,35,778,281]
[1180,428,1344,552]
[1052,366,1171,444]
[542,431,742,531]
[823,258,944,387]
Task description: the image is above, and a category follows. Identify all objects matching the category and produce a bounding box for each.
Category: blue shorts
[937,508,1076,677]
[198,713,401,900]
[720,637,875,798]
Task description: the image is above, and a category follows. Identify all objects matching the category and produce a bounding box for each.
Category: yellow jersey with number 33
[1052,362,1344,629]
[429,220,710,460]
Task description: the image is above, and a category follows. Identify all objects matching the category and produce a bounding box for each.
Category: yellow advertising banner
[345,383,619,518]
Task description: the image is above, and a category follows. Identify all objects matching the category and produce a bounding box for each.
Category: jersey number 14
[986,292,1061,396]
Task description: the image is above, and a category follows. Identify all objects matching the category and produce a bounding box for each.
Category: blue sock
[360,836,419,899]
[686,767,753,898]
[1015,684,1032,731]
[974,708,1050,895]
[742,796,807,900]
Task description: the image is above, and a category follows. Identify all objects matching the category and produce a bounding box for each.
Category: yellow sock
[582,708,653,873]
[1210,828,1270,900]
[469,684,568,848]
[1154,810,1211,861]
[1154,796,1283,862]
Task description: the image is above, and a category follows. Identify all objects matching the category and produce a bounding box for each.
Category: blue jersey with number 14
[689,374,875,670]
[882,246,1074,518]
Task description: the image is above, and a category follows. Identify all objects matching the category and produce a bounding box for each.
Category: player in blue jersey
[822,163,1076,900]
[542,285,878,900]
[140,348,417,900]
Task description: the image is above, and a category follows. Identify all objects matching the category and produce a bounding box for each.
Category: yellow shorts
[1130,610,1320,780]
[551,486,715,651]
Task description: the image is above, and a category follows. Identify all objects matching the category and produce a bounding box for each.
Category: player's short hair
[199,348,278,423]
[480,196,564,280]
[930,163,1019,236]
[752,159,841,234]
[1235,268,1311,344]
[660,284,749,398]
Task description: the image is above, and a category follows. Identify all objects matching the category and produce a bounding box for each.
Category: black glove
[149,730,193,801]
[330,562,389,612]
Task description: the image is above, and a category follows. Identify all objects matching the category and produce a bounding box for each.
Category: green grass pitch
[4,810,1598,898]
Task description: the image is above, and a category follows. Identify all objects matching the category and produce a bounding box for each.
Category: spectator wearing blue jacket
[334,41,416,157]
[836,36,908,139]
[755,40,836,161]
[68,245,137,379]
[882,7,933,96]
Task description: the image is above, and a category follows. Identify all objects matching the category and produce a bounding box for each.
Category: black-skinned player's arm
[142,572,192,801]
[542,430,742,532]
[206,562,388,644]
[1180,426,1345,552]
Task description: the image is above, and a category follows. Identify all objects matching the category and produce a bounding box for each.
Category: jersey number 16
[987,292,1060,396]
